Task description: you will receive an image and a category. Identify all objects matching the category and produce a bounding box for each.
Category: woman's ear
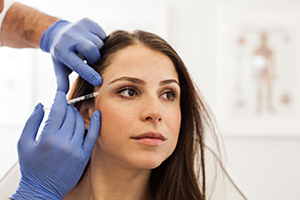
[78,101,94,130]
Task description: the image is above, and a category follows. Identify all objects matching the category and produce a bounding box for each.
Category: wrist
[10,177,62,200]
[39,20,70,52]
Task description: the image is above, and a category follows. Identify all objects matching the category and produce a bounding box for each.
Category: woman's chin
[130,158,165,170]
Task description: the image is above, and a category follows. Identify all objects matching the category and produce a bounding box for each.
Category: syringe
[43,91,99,111]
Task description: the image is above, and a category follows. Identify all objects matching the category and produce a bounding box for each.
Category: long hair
[70,30,219,200]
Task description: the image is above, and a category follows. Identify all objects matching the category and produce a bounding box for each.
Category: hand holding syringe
[13,90,101,199]
[43,92,99,111]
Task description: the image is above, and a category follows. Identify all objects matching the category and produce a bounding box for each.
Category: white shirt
[0,0,16,46]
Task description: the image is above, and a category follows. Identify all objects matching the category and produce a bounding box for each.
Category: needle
[43,92,99,111]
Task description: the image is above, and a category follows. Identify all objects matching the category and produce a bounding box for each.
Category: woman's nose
[140,97,162,123]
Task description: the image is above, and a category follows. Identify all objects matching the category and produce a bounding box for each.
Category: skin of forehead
[104,45,178,82]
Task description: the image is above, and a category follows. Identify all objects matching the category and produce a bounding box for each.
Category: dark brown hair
[70,30,219,200]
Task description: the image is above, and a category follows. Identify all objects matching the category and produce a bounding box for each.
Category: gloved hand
[40,18,106,93]
[10,90,101,200]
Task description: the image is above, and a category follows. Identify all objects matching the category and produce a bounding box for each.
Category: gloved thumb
[52,58,71,93]
[18,103,44,149]
[83,110,101,157]
[56,71,70,93]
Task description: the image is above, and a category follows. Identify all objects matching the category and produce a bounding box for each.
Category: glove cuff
[39,20,70,52]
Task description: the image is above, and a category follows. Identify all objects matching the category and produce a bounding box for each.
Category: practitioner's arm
[1,2,59,48]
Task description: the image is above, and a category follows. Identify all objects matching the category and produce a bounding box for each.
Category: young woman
[65,30,219,200]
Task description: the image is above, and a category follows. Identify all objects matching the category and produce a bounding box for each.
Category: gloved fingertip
[33,103,44,113]
[93,110,100,120]
[90,110,101,128]
[36,103,44,109]
[91,74,102,86]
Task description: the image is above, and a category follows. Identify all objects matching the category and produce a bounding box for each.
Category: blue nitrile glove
[10,90,101,200]
[40,18,106,93]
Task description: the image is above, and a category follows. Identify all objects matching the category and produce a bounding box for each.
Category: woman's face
[87,44,181,170]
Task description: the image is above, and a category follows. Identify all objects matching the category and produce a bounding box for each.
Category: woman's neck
[64,147,153,200]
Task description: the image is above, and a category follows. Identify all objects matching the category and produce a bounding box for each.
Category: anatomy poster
[217,4,300,136]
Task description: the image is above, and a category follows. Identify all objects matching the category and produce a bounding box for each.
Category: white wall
[1,0,300,199]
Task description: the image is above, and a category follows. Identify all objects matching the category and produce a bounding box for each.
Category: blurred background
[1,0,300,199]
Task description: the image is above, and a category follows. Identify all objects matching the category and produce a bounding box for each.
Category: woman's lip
[131,132,166,141]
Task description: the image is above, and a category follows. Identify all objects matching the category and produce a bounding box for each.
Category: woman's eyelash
[162,89,179,101]
[171,89,179,97]
[115,86,179,100]
[116,86,140,97]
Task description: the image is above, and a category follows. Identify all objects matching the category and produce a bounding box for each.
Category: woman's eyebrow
[109,76,146,85]
[160,79,180,86]
[109,76,179,86]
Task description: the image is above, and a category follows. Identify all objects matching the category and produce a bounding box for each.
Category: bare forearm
[1,2,60,48]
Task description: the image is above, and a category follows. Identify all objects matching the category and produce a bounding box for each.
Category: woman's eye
[161,91,176,101]
[117,88,138,97]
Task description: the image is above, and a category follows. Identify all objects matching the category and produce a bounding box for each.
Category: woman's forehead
[102,45,178,82]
